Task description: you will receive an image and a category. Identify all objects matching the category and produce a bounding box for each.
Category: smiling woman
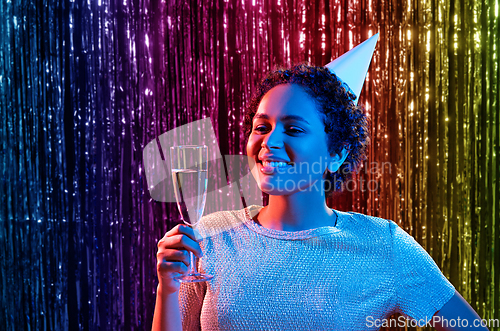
[152,37,488,331]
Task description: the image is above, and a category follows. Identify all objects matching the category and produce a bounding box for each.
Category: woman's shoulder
[339,211,431,251]
[338,210,395,237]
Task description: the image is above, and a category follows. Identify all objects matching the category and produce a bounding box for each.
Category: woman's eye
[252,125,304,134]
[253,125,268,132]
[287,127,304,134]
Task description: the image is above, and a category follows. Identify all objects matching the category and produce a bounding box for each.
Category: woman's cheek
[246,133,255,152]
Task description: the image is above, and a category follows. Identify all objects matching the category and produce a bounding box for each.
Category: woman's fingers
[159,225,203,258]
[158,234,203,258]
[166,224,198,242]
[157,260,188,276]
[159,249,190,266]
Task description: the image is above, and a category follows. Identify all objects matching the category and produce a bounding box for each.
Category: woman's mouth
[259,160,294,174]
[262,161,292,168]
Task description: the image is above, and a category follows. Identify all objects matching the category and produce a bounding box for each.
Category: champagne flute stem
[188,251,197,275]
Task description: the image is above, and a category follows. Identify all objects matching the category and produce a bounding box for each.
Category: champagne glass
[170,145,213,283]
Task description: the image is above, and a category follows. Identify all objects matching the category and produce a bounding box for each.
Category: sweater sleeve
[390,221,455,322]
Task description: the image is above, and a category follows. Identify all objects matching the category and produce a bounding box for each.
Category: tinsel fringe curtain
[0,0,498,330]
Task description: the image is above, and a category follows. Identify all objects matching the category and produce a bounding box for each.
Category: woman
[152,62,487,330]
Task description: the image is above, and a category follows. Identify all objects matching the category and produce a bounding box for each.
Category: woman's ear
[327,145,351,173]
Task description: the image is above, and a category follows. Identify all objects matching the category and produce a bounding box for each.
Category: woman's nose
[261,128,284,149]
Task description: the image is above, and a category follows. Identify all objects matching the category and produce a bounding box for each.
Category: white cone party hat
[324,33,379,105]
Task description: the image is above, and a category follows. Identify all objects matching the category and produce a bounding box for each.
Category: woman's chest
[198,236,395,330]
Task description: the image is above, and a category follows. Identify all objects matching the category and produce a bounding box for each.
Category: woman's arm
[432,290,489,330]
[151,287,182,331]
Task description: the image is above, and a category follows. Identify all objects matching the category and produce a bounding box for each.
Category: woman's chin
[257,182,292,196]
[261,190,283,196]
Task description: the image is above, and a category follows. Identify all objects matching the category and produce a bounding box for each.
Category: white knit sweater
[179,205,455,330]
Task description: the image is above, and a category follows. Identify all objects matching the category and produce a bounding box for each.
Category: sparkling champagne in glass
[170,145,212,282]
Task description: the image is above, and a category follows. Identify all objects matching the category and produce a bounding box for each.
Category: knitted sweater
[179,205,455,330]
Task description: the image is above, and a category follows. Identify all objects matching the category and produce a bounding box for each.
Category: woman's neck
[255,190,336,231]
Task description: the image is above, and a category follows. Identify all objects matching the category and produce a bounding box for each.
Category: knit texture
[179,205,455,330]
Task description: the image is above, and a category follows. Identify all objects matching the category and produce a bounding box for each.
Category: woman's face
[246,84,338,196]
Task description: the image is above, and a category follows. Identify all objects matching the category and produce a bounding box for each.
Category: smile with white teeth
[262,161,293,168]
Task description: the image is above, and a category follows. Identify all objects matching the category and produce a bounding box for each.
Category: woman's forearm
[151,285,182,331]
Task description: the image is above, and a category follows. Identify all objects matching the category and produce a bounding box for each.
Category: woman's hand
[156,224,203,295]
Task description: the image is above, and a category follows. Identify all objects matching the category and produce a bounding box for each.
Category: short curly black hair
[243,63,370,197]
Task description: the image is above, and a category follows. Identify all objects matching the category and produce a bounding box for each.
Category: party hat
[324,33,379,105]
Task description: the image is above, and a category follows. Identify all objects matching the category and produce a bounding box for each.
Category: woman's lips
[260,163,275,175]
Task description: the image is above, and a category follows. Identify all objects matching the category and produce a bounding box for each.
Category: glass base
[175,273,213,283]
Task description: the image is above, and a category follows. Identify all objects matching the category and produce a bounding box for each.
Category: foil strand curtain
[0,0,498,330]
